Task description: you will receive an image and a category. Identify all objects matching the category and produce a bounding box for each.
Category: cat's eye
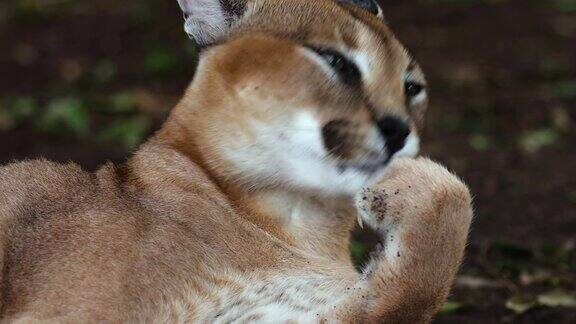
[307,46,361,85]
[404,81,424,99]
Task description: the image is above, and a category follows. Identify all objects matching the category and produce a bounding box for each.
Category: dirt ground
[0,0,575,322]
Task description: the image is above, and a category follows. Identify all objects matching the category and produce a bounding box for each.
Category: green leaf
[520,129,561,153]
[0,97,39,130]
[110,92,138,113]
[93,60,117,84]
[506,295,536,314]
[469,134,490,151]
[97,116,151,149]
[552,0,576,12]
[554,81,576,99]
[538,242,571,267]
[520,268,564,287]
[552,106,572,131]
[12,97,37,119]
[144,48,180,77]
[38,97,88,137]
[440,301,463,315]
[537,290,576,307]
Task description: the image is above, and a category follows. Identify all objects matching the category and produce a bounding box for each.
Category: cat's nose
[377,116,410,156]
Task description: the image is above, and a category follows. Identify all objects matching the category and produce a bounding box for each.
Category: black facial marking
[219,0,246,22]
[306,46,361,86]
[405,81,424,99]
[322,120,352,156]
[339,0,380,15]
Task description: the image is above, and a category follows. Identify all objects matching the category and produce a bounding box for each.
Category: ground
[0,0,575,322]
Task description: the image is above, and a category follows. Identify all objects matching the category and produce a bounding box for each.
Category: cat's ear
[176,0,247,46]
[337,0,383,18]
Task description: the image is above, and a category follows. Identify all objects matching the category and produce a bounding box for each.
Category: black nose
[377,116,410,155]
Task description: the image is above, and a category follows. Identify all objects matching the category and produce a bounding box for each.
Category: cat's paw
[355,157,472,233]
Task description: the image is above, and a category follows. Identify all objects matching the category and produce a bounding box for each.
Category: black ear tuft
[339,0,381,16]
[219,0,247,20]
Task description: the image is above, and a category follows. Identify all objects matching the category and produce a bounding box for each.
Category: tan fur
[0,0,472,322]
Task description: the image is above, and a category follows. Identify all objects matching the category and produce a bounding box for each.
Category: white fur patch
[395,133,420,158]
[284,112,380,195]
[291,112,326,157]
[351,50,372,83]
[411,90,428,105]
[384,233,401,264]
[178,0,228,45]
[376,5,384,19]
[208,273,358,323]
[223,110,378,196]
[220,108,417,197]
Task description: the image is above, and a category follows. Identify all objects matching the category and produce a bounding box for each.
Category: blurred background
[0,0,574,322]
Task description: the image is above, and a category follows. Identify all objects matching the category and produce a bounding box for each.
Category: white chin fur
[222,112,419,197]
[281,130,420,195]
[395,133,420,158]
[282,156,381,196]
[279,112,377,195]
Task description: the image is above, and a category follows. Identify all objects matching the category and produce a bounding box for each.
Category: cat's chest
[189,274,348,323]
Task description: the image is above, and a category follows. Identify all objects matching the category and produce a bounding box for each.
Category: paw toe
[355,188,391,230]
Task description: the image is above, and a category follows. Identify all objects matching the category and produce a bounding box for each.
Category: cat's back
[0,159,143,320]
[0,159,101,230]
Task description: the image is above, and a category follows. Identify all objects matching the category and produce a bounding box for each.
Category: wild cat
[0,0,472,322]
